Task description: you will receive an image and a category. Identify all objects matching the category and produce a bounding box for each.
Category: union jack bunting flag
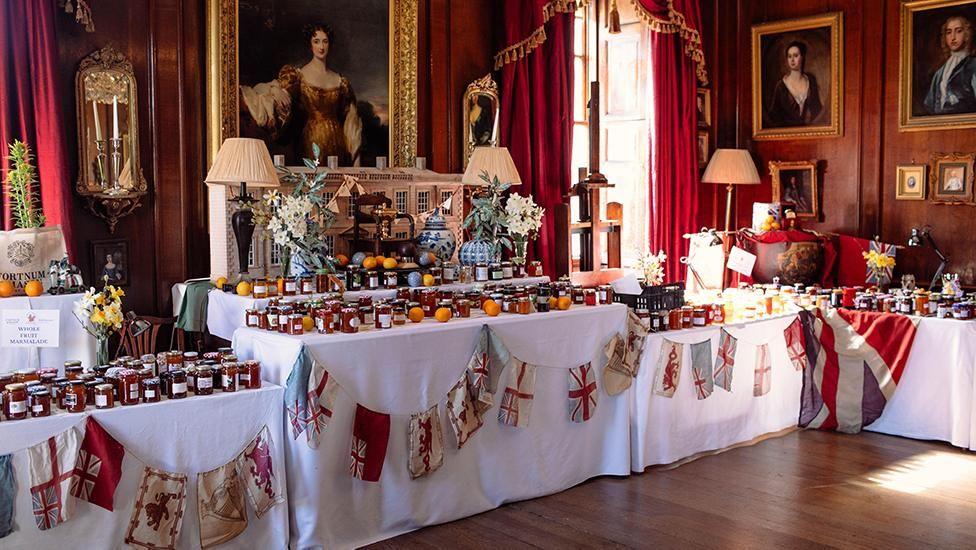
[28,427,80,531]
[70,417,124,511]
[654,340,683,398]
[713,330,737,392]
[284,351,339,449]
[498,361,537,428]
[753,343,772,397]
[784,317,807,371]
[349,404,390,482]
[568,363,598,422]
[866,241,896,284]
[690,340,713,400]
[798,309,918,433]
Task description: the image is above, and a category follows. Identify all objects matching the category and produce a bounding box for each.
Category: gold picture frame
[462,74,500,168]
[770,160,819,218]
[205,0,418,167]
[899,0,976,132]
[895,164,927,200]
[930,152,975,204]
[696,130,709,168]
[696,88,711,128]
[751,12,844,140]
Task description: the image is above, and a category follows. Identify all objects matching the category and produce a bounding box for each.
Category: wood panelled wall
[54,0,495,315]
[700,0,976,285]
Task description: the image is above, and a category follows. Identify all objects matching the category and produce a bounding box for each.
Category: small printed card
[1,309,60,347]
[726,246,757,277]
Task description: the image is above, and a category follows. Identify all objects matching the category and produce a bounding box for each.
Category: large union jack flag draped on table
[284,350,339,449]
[28,427,81,531]
[713,330,737,392]
[798,309,919,433]
[568,363,598,422]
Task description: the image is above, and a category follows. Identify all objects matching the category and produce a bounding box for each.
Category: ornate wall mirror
[462,74,500,167]
[75,46,147,233]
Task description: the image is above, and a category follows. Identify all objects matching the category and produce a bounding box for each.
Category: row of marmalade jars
[632,303,727,333]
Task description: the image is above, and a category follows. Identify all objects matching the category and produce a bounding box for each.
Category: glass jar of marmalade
[598,285,613,305]
[489,263,503,281]
[375,304,393,329]
[5,383,28,420]
[95,383,115,409]
[195,366,213,395]
[341,307,360,333]
[584,289,597,306]
[501,261,513,279]
[430,267,443,285]
[288,313,305,335]
[358,306,374,327]
[30,389,51,418]
[221,363,239,392]
[364,270,378,290]
[517,296,531,315]
[246,308,260,328]
[346,266,362,291]
[166,351,184,371]
[421,289,438,317]
[692,307,707,327]
[282,277,298,296]
[142,378,161,403]
[119,370,141,406]
[315,308,334,334]
[455,298,471,318]
[168,370,188,399]
[252,279,269,298]
[475,262,489,282]
[392,305,406,325]
[65,380,86,413]
[301,276,317,295]
[385,270,399,289]
[442,263,457,283]
[242,360,262,389]
[14,369,39,383]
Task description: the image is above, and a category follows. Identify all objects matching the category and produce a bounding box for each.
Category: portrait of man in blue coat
[924,15,976,115]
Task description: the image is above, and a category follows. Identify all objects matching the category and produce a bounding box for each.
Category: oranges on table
[408,307,425,323]
[435,307,452,322]
[302,316,315,332]
[548,297,558,311]
[236,280,253,296]
[556,296,572,310]
[483,299,501,317]
[362,256,378,270]
[0,280,14,298]
[374,255,386,265]
[214,276,227,290]
[24,280,44,297]
[382,257,398,270]
[336,254,349,267]
[422,274,435,287]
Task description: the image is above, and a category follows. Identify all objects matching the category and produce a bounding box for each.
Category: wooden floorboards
[366,431,976,549]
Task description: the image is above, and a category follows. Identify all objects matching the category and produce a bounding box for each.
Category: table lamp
[462,146,522,191]
[205,138,279,279]
[907,226,948,292]
[701,149,761,234]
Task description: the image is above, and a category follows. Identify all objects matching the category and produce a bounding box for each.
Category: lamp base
[232,207,255,280]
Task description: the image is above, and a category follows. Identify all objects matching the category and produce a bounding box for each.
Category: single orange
[382,257,398,270]
[24,280,44,297]
[302,316,315,332]
[0,280,14,298]
[556,296,572,310]
[374,255,386,265]
[336,254,349,267]
[422,273,435,287]
[362,256,378,270]
[236,280,252,296]
[548,297,558,310]
[484,300,501,317]
[408,307,425,323]
[435,307,452,322]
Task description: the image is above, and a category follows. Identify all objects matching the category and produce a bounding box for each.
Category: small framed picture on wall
[697,131,709,168]
[930,152,975,204]
[696,88,711,128]
[769,160,819,218]
[91,239,128,287]
[895,164,927,200]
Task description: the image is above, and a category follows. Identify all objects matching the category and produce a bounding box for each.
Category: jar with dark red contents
[221,363,239,392]
[501,262,513,280]
[340,307,359,333]
[475,262,489,282]
[288,313,305,335]
[246,308,260,328]
[392,304,406,325]
[168,370,188,399]
[65,364,84,380]
[95,383,116,409]
[529,261,543,277]
[385,270,398,289]
[375,304,393,329]
[301,276,317,295]
[346,266,362,291]
[315,307,334,334]
[455,298,471,318]
[421,289,438,317]
[396,287,411,300]
[584,289,597,306]
[5,383,28,420]
[30,389,52,418]
[693,307,707,327]
[489,263,503,281]
[142,378,161,403]
[359,306,374,327]
[14,369,38,383]
[680,306,693,329]
[277,306,293,333]
[221,354,238,364]
[315,269,329,293]
[430,267,443,285]
[267,306,280,331]
[366,270,379,290]
[84,381,100,406]
[598,285,613,305]
[185,367,198,393]
[210,364,222,391]
[65,380,87,413]
[195,365,214,395]
[711,303,725,324]
[158,371,172,397]
[571,285,585,305]
[243,360,262,389]
[282,277,298,296]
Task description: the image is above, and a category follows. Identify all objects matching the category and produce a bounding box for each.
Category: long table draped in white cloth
[205,276,550,341]
[866,317,976,450]
[631,314,804,470]
[0,293,95,372]
[232,303,630,549]
[0,385,288,549]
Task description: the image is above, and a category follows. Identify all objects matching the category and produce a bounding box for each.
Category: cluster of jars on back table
[246,279,617,336]
[0,349,262,421]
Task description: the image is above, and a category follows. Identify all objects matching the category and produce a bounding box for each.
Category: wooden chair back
[116,315,181,359]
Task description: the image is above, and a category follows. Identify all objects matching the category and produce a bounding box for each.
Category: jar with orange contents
[4,383,28,420]
[341,307,360,334]
[64,380,87,413]
[252,278,269,299]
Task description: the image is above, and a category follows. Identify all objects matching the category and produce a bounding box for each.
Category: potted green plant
[459,171,512,265]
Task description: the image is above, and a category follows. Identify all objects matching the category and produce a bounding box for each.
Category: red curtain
[498,0,574,278]
[0,0,76,258]
[641,0,706,282]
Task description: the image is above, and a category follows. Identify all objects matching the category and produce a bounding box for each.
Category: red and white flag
[237,425,284,518]
[799,309,919,433]
[446,373,483,448]
[497,361,536,428]
[70,417,124,511]
[466,339,493,414]
[28,427,81,530]
[713,330,737,392]
[654,340,683,398]
[197,461,247,549]
[350,404,390,482]
[125,467,187,550]
[568,363,598,422]
[784,317,807,371]
[305,362,339,448]
[690,340,714,400]
[753,343,772,397]
[408,405,444,479]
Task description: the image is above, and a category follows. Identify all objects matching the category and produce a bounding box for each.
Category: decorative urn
[415,208,457,262]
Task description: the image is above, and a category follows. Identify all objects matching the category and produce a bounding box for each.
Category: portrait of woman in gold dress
[241,23,364,166]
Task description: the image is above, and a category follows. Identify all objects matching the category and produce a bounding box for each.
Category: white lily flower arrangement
[635,250,667,286]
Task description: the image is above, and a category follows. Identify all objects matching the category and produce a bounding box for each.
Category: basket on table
[612,282,684,312]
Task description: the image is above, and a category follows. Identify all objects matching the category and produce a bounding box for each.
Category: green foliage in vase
[462,171,512,254]
[5,140,46,229]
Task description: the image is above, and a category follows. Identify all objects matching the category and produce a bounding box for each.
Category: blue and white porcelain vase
[416,208,457,262]
[458,238,499,266]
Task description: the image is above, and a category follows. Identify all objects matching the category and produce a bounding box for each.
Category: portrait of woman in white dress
[767,41,824,127]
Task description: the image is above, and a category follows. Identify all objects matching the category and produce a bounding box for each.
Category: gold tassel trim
[494,0,588,70]
[629,0,708,85]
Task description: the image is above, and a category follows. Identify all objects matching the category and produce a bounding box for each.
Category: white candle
[112,95,119,140]
[92,101,102,141]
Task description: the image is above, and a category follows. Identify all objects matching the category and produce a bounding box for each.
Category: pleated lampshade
[701,149,761,185]
[205,137,279,187]
[462,146,522,187]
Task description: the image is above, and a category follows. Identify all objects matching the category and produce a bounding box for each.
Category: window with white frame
[324,235,335,255]
[247,238,257,267]
[440,190,453,215]
[347,191,359,218]
[417,190,430,213]
[395,190,408,212]
[270,241,282,266]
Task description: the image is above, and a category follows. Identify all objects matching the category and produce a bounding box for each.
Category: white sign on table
[727,246,757,277]
[1,309,60,347]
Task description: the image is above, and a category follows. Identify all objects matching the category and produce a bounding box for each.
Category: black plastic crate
[613,282,685,312]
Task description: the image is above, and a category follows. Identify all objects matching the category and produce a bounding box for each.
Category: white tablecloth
[0,293,95,372]
[233,303,630,549]
[207,276,550,341]
[631,314,804,470]
[0,385,288,549]
[866,317,976,450]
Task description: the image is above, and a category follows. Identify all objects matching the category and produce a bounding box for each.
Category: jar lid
[15,368,37,374]
[70,380,85,386]
[143,379,159,387]
[65,365,84,371]
[32,389,51,396]
[184,351,199,358]
[64,360,83,367]
[5,382,26,391]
